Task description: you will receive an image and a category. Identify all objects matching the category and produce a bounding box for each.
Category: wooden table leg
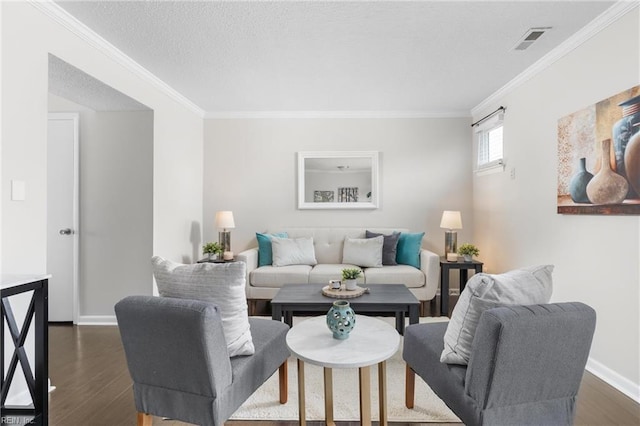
[324,367,335,426]
[359,366,372,426]
[297,359,306,426]
[378,361,388,426]
[279,361,288,404]
[405,364,415,409]
[440,266,449,316]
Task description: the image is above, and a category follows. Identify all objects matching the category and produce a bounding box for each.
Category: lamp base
[444,231,457,258]
[219,231,231,253]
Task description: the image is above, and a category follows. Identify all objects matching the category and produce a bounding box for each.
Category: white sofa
[236,227,440,316]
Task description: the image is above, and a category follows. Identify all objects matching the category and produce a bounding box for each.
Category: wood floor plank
[47,323,639,426]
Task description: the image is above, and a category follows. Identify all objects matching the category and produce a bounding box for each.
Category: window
[478,124,503,166]
[475,114,504,172]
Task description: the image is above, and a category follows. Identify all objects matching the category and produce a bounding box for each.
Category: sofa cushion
[396,232,425,268]
[250,265,312,287]
[364,265,425,288]
[366,230,400,265]
[256,232,288,267]
[441,265,554,365]
[271,237,318,267]
[309,264,363,284]
[342,236,384,268]
[151,256,255,357]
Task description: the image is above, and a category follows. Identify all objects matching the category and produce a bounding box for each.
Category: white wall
[203,117,473,257]
[472,9,639,399]
[49,94,153,319]
[1,1,202,275]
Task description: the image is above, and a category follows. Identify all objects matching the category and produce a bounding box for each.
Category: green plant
[341,268,362,280]
[457,243,479,257]
[203,242,223,255]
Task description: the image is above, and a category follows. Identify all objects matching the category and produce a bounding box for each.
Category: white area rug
[231,316,460,423]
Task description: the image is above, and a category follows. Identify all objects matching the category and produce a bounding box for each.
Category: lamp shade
[215,211,235,229]
[440,210,462,230]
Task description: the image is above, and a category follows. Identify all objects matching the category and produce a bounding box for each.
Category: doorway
[47,113,79,323]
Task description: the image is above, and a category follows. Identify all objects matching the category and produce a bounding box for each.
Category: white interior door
[47,113,79,323]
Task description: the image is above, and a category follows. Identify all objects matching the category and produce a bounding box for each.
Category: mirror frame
[297,151,379,210]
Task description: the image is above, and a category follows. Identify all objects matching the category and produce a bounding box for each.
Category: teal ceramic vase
[326,300,355,339]
[569,157,593,203]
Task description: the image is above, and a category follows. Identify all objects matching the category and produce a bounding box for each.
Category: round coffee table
[286,315,400,426]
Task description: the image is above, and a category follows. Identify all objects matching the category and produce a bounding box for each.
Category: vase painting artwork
[558,85,640,215]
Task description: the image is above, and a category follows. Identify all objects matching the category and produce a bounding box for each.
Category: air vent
[513,27,551,51]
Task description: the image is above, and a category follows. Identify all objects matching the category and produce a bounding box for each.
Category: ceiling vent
[513,27,551,51]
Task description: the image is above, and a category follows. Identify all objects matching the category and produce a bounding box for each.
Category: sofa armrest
[420,249,440,300]
[236,248,258,290]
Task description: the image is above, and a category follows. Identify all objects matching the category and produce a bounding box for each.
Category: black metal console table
[1,275,50,426]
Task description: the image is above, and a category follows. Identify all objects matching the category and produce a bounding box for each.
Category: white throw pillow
[342,236,384,268]
[271,237,318,267]
[151,256,255,357]
[440,264,554,365]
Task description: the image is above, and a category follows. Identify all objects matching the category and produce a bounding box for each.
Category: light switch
[11,180,26,201]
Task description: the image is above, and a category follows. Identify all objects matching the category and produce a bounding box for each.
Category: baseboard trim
[586,357,640,403]
[77,315,117,326]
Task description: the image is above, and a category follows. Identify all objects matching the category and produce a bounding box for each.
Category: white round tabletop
[286,315,400,369]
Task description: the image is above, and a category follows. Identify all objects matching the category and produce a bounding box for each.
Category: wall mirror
[298,151,379,209]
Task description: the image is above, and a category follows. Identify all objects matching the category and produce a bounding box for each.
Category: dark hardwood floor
[46,300,639,426]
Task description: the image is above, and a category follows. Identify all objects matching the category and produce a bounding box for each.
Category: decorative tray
[321,285,366,299]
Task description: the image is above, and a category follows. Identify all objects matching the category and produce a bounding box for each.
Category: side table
[1,274,50,426]
[286,315,400,426]
[439,257,483,316]
[196,258,236,263]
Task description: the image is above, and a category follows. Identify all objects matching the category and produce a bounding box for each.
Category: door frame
[48,112,80,323]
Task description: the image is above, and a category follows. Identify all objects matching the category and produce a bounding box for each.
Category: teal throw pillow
[256,232,288,267]
[396,232,425,268]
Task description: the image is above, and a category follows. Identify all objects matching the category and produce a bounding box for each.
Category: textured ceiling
[54,1,615,115]
[49,54,150,111]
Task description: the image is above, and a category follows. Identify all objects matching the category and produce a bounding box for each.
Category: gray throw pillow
[365,230,400,265]
[440,264,554,365]
[152,256,255,357]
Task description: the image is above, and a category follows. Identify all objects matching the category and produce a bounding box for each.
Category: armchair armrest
[465,302,596,412]
[115,295,233,397]
[420,249,440,300]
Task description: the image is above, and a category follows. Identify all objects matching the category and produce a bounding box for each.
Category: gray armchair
[404,302,596,426]
[115,295,290,426]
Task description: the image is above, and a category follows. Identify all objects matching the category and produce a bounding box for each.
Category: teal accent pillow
[396,232,425,268]
[256,232,288,267]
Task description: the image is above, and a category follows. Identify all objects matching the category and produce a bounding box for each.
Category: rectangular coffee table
[271,283,420,335]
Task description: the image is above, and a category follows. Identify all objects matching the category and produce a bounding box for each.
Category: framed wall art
[557,85,640,215]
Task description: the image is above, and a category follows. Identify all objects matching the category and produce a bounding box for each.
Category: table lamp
[440,210,462,260]
[215,211,235,257]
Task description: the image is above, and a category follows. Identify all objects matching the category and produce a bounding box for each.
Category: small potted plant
[458,243,479,262]
[203,242,224,261]
[341,268,362,291]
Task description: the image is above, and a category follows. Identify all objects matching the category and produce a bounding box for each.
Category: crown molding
[472,1,639,116]
[204,110,471,119]
[29,0,205,118]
